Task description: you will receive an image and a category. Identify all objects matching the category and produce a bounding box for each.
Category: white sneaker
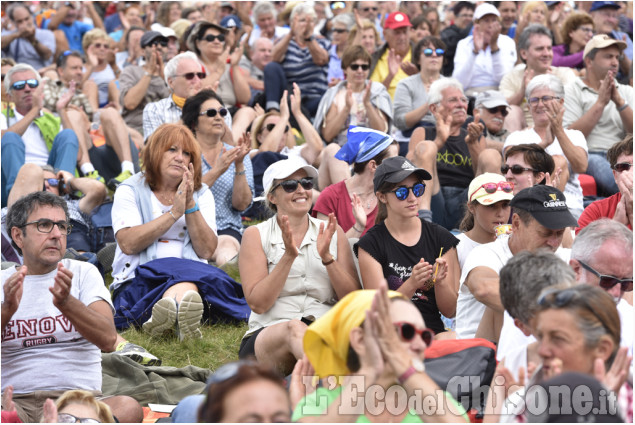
[142,297,177,337]
[177,290,204,341]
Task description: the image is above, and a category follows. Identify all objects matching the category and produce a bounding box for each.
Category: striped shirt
[282,38,330,101]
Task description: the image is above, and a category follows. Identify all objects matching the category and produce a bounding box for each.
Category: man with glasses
[1,191,142,423]
[471,90,511,174]
[1,3,56,70]
[1,64,79,208]
[564,34,632,198]
[577,135,632,232]
[499,24,576,133]
[569,219,633,358]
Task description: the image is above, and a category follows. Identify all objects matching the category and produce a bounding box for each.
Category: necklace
[357,190,376,209]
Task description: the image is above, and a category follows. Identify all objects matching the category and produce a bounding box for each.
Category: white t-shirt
[111,185,217,286]
[617,298,633,360]
[497,311,536,361]
[1,259,114,394]
[1,109,50,165]
[455,232,481,271]
[503,127,588,214]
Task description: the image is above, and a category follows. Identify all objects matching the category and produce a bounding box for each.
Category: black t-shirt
[354,218,460,334]
[425,127,474,188]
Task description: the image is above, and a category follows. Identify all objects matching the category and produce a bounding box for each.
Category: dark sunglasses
[150,39,168,47]
[202,33,225,43]
[392,183,426,201]
[613,162,632,173]
[199,107,228,118]
[57,413,100,423]
[501,164,538,175]
[349,63,370,71]
[272,177,314,193]
[44,178,60,188]
[537,288,612,332]
[265,123,289,133]
[394,322,434,345]
[362,7,378,12]
[11,79,39,91]
[486,106,509,117]
[423,48,444,57]
[577,260,633,292]
[332,28,348,33]
[470,181,514,202]
[176,72,207,80]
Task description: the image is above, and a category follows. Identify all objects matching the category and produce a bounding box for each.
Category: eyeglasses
[149,39,168,47]
[528,95,560,106]
[393,322,434,345]
[349,63,370,71]
[332,28,348,33]
[202,33,225,43]
[20,219,72,235]
[391,183,426,201]
[200,107,228,118]
[175,72,206,80]
[92,42,109,49]
[207,360,258,386]
[577,26,594,33]
[423,48,444,57]
[11,79,39,91]
[272,177,314,193]
[265,123,289,133]
[485,106,509,117]
[361,7,378,12]
[537,288,612,332]
[57,413,100,423]
[470,181,514,202]
[458,13,474,19]
[501,164,538,175]
[577,260,633,293]
[612,162,632,173]
[447,96,469,104]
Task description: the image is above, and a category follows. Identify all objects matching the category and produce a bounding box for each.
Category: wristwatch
[304,35,315,42]
[397,358,425,384]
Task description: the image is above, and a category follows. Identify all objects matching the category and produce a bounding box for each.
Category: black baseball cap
[373,156,432,192]
[510,185,578,230]
[140,31,167,48]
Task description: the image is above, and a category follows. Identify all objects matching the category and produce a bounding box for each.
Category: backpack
[89,201,115,253]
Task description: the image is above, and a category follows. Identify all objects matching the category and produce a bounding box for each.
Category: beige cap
[583,34,627,59]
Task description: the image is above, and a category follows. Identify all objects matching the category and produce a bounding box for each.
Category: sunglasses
[272,177,314,193]
[349,63,370,71]
[43,178,60,188]
[485,106,509,117]
[331,2,346,10]
[577,260,633,293]
[150,39,168,47]
[612,162,632,173]
[202,33,225,43]
[333,28,348,33]
[362,7,378,12]
[394,322,434,345]
[20,219,72,235]
[200,107,228,118]
[501,164,538,175]
[57,413,100,423]
[470,181,514,202]
[392,183,426,201]
[11,79,39,91]
[207,360,258,385]
[176,72,206,80]
[423,48,444,57]
[537,288,612,332]
[265,123,289,133]
[528,95,560,106]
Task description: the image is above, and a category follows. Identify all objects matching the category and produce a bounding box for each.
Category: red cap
[384,12,412,30]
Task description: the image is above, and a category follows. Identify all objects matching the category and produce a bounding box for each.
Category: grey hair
[7,2,30,21]
[500,250,576,325]
[525,73,564,99]
[252,1,277,20]
[6,191,69,256]
[290,3,317,23]
[163,51,200,86]
[332,13,355,31]
[518,24,552,51]
[571,219,633,265]
[4,63,41,94]
[427,77,464,105]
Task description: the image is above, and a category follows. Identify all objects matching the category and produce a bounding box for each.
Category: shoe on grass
[107,170,133,193]
[142,297,177,337]
[114,341,161,366]
[177,290,204,341]
[85,170,106,184]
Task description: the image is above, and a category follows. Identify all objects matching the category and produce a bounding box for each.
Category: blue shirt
[282,38,331,100]
[44,19,93,53]
[327,44,344,83]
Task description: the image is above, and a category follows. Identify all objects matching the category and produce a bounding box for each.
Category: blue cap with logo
[589,1,621,12]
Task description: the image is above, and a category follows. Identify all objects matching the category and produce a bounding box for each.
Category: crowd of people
[1,0,633,423]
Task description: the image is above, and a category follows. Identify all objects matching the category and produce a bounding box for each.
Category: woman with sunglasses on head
[355,157,460,336]
[238,158,360,375]
[393,36,445,145]
[182,90,253,267]
[292,287,468,422]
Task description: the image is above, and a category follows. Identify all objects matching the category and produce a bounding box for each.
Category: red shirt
[311,180,377,236]
[576,192,632,234]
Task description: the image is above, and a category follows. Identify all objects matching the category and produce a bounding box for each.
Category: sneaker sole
[143,298,177,337]
[178,291,204,341]
[120,353,162,367]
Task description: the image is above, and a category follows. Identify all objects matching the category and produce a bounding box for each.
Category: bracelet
[168,210,178,221]
[398,366,417,385]
[321,256,335,266]
[490,48,500,54]
[352,225,363,233]
[185,203,199,214]
[236,169,246,176]
[618,102,629,112]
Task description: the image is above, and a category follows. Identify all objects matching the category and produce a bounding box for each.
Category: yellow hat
[303,289,406,379]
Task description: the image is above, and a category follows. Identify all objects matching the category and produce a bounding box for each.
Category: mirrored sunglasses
[470,182,513,202]
[423,48,444,57]
[11,79,39,91]
[392,183,426,201]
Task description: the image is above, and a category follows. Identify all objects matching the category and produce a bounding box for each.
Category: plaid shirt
[142,96,182,140]
[42,78,93,118]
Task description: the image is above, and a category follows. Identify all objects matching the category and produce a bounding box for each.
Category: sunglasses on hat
[501,164,538,175]
[272,177,314,193]
[470,181,513,202]
[392,183,425,201]
[577,260,633,293]
[394,322,434,345]
[11,79,39,91]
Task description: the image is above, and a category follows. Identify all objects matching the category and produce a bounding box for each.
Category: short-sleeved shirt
[1,259,114,393]
[282,38,330,100]
[370,47,412,99]
[355,218,460,334]
[44,20,93,54]
[119,66,171,134]
[311,180,377,236]
[327,44,344,82]
[1,28,56,69]
[424,127,474,189]
[1,108,50,165]
[42,79,93,117]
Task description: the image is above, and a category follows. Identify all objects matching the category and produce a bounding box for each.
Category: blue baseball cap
[589,1,621,12]
[220,14,242,30]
